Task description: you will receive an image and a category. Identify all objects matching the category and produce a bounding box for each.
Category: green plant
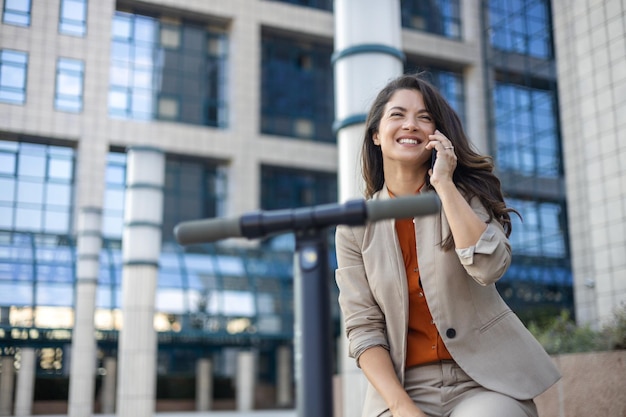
[528,306,626,355]
[599,304,626,350]
[528,310,602,354]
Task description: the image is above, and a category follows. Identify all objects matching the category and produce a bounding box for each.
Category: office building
[0,0,623,414]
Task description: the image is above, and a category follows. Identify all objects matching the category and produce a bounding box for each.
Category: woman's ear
[373,133,380,146]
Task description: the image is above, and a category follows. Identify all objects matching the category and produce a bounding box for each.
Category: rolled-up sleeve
[454,198,512,286]
[335,225,389,366]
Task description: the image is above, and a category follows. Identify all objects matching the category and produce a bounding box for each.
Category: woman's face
[373,88,435,169]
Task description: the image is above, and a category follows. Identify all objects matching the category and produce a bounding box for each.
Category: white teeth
[398,138,418,144]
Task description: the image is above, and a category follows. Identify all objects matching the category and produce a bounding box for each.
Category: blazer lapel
[373,186,410,329]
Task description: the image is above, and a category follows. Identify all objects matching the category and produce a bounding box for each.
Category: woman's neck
[384,166,427,196]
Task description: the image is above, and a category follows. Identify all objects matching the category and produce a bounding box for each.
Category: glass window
[0,231,76,312]
[2,0,31,26]
[102,151,228,243]
[494,82,559,178]
[162,156,227,243]
[401,0,461,39]
[404,60,466,124]
[102,152,126,239]
[59,0,87,37]
[261,33,334,142]
[0,282,33,306]
[508,198,567,259]
[489,0,552,58]
[0,152,16,175]
[0,140,75,234]
[55,58,84,112]
[36,284,74,306]
[108,11,228,127]
[260,165,337,210]
[263,0,332,11]
[0,50,28,105]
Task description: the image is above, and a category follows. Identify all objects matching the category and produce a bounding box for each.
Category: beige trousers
[379,361,538,417]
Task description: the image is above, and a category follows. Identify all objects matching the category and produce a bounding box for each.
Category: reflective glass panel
[55,58,84,112]
[494,82,559,178]
[261,33,334,142]
[265,0,332,11]
[0,141,75,233]
[109,11,228,127]
[401,0,461,39]
[59,0,87,37]
[0,50,28,104]
[3,0,31,26]
[261,165,337,210]
[508,198,566,259]
[489,0,552,58]
[35,284,74,307]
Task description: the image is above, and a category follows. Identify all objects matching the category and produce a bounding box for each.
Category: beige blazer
[335,185,560,417]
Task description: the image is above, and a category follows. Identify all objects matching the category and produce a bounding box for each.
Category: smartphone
[430,148,437,170]
[430,127,442,170]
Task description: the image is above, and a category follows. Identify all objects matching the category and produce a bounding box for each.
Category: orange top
[393,198,453,367]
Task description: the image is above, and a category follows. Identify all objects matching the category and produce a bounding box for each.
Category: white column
[195,358,213,411]
[276,345,293,408]
[333,2,404,417]
[100,357,117,414]
[14,348,36,417]
[333,0,404,201]
[68,207,103,417]
[116,146,165,417]
[236,351,256,411]
[0,356,14,416]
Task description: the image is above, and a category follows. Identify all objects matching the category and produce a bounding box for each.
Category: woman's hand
[389,400,429,417]
[425,129,487,249]
[426,129,457,188]
[359,347,429,417]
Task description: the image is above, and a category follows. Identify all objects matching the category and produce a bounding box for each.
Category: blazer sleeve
[453,196,512,286]
[335,224,389,366]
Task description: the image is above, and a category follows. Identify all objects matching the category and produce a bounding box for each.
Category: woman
[335,73,560,417]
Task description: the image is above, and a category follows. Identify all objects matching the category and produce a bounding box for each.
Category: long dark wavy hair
[361,73,519,249]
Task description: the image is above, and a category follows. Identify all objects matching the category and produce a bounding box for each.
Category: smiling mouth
[397,138,420,145]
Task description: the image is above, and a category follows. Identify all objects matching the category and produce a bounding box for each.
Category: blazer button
[446,328,456,339]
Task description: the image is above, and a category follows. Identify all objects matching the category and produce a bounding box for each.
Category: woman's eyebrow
[387,106,430,114]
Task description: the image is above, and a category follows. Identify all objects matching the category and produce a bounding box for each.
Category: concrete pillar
[100,357,117,414]
[333,0,404,201]
[116,146,165,417]
[0,356,14,416]
[195,358,213,411]
[460,0,488,153]
[236,351,256,411]
[68,207,103,417]
[333,2,404,417]
[276,345,293,408]
[14,348,35,417]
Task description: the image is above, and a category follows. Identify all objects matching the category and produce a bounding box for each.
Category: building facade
[0,0,623,415]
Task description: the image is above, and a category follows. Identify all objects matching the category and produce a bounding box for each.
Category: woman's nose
[403,119,418,130]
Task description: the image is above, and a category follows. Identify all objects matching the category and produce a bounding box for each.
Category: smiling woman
[372,89,436,182]
[335,73,560,417]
